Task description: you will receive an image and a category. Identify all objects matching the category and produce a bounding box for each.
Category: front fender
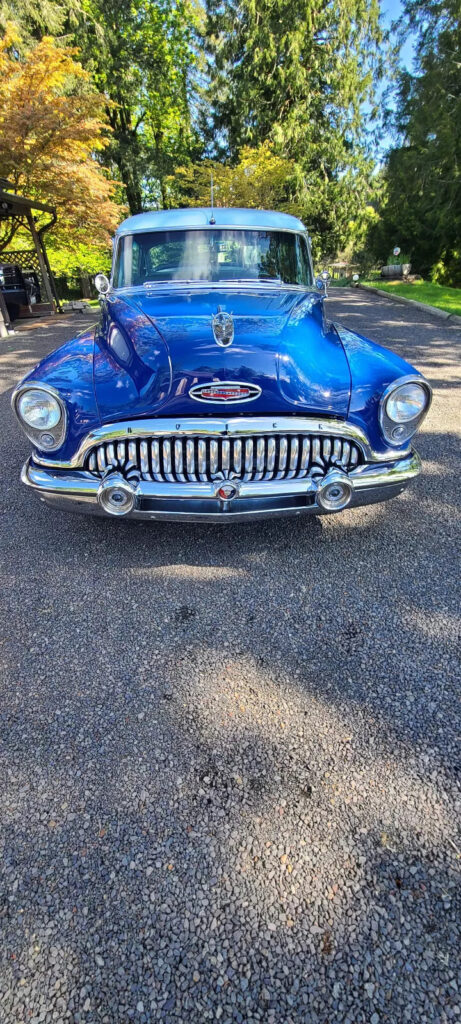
[13,329,100,462]
[335,323,426,456]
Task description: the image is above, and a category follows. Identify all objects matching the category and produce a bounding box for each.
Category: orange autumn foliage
[0,26,123,252]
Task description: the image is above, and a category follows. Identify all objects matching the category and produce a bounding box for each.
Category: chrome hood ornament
[212,309,234,347]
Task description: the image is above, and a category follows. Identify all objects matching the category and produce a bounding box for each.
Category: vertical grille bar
[210,440,219,475]
[244,438,254,479]
[299,437,310,475]
[106,443,116,467]
[140,440,150,478]
[286,436,299,478]
[254,437,265,480]
[163,438,174,481]
[266,437,276,477]
[198,439,207,480]
[233,439,242,475]
[222,439,230,474]
[311,438,321,464]
[174,439,185,481]
[341,441,351,468]
[277,437,288,477]
[186,439,195,479]
[322,438,331,462]
[151,440,162,480]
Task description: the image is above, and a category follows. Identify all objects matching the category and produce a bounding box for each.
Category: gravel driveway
[0,292,460,1023]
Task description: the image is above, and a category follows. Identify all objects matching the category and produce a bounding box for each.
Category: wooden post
[25,211,55,308]
[0,291,10,337]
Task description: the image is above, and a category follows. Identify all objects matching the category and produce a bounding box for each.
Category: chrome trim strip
[33,416,410,470]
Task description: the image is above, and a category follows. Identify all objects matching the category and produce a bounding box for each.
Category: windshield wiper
[140,276,285,287]
[224,276,283,285]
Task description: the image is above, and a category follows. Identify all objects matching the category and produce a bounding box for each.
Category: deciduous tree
[0,27,121,256]
[74,0,203,213]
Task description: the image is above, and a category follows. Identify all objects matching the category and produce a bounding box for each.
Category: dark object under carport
[0,185,61,318]
[0,262,41,320]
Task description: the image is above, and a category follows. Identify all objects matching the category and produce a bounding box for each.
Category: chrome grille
[86,432,362,482]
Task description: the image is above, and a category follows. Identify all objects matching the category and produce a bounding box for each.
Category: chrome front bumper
[21,450,421,522]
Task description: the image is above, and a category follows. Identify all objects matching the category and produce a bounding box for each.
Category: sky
[372,0,417,158]
[381,0,416,68]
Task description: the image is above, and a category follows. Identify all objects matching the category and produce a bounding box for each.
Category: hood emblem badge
[212,309,234,347]
[189,381,261,404]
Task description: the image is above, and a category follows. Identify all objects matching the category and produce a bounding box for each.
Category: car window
[113,229,312,287]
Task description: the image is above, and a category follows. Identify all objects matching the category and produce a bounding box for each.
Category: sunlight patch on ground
[130,563,248,581]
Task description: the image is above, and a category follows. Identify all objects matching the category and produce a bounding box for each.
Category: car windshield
[113,228,312,288]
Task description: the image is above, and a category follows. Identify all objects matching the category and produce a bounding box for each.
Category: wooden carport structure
[0,183,62,317]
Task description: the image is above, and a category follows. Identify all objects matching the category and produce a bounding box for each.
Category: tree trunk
[79,269,92,298]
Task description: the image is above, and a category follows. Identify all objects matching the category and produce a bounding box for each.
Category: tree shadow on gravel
[0,651,459,1022]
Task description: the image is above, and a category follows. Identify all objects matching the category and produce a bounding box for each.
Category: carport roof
[0,188,56,216]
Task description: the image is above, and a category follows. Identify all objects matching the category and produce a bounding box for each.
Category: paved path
[0,295,459,1023]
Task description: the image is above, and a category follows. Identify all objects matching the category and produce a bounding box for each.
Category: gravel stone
[0,298,459,1023]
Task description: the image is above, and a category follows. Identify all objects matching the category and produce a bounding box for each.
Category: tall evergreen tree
[202,0,383,255]
[369,0,461,283]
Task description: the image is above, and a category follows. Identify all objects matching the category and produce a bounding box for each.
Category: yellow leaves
[0,30,122,251]
[168,142,300,217]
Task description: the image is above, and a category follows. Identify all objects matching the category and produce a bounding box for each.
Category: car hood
[93,286,351,422]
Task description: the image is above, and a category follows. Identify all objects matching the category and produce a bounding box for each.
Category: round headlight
[13,384,67,451]
[18,389,62,429]
[385,382,428,422]
[379,376,431,446]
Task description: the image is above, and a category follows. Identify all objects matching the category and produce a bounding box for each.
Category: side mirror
[316,270,330,295]
[94,273,110,295]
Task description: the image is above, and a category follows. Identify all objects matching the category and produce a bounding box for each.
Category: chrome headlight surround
[12,382,67,452]
[379,375,432,447]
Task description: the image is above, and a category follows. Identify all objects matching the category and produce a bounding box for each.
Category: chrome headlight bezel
[12,382,67,451]
[379,375,432,447]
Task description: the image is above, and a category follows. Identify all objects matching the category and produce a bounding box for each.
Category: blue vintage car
[12,207,431,523]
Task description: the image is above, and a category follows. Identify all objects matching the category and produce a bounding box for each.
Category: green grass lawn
[361,279,461,317]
